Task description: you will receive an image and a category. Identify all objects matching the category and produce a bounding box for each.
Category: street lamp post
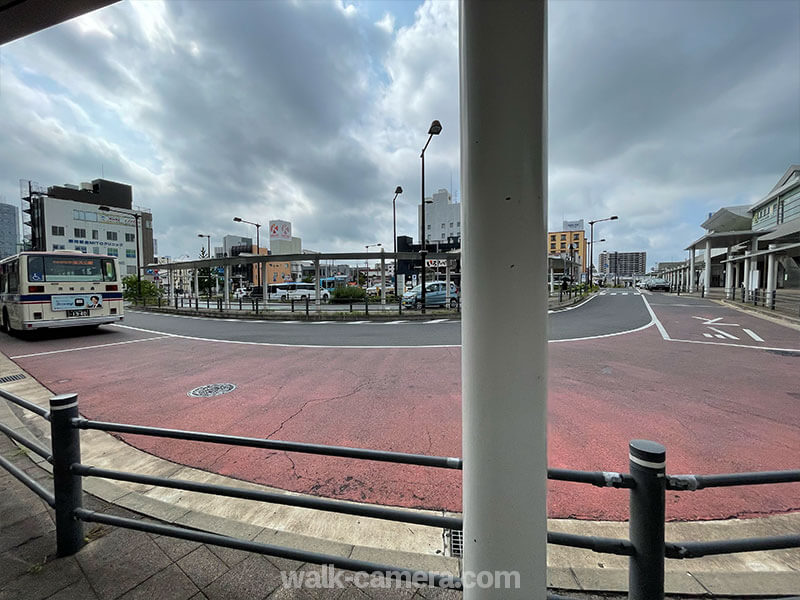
[588,216,618,287]
[99,206,141,300]
[392,186,403,297]
[420,120,442,314]
[233,217,261,287]
[586,238,605,284]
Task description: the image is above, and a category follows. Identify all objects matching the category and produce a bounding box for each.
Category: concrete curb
[1,351,799,595]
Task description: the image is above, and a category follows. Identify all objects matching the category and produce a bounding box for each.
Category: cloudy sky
[1,0,798,267]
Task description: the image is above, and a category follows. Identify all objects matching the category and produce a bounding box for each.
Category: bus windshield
[27,255,117,282]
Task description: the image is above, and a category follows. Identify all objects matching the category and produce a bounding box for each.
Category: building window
[51,226,65,236]
[550,243,556,250]
[126,249,136,258]
[427,224,431,230]
[125,233,135,242]
[450,222,453,228]
[107,248,118,257]
[573,233,580,240]
[457,221,460,227]
[560,242,566,249]
[92,247,100,254]
[74,228,86,238]
[52,244,65,250]
[92,230,99,240]
[550,235,555,241]
[560,234,566,240]
[127,265,136,275]
[107,231,118,241]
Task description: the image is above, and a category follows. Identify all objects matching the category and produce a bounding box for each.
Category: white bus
[0,251,124,333]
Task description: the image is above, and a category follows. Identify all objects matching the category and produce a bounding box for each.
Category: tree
[198,247,214,297]
[122,275,162,301]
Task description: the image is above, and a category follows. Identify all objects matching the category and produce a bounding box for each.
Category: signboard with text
[269,220,292,241]
[51,294,104,311]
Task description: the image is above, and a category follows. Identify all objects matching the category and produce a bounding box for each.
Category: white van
[287,282,330,303]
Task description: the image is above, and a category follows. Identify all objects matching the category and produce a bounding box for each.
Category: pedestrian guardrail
[697,287,800,319]
[1,390,799,599]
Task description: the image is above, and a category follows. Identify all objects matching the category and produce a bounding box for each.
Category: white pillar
[380,250,386,305]
[445,260,451,304]
[766,244,777,308]
[689,248,696,293]
[743,254,751,300]
[193,269,199,298]
[724,247,733,299]
[315,257,321,306]
[461,1,547,597]
[703,240,712,292]
[224,265,230,308]
[549,266,554,295]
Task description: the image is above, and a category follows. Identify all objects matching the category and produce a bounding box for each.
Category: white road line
[10,336,170,359]
[743,328,764,342]
[347,321,368,325]
[704,333,713,338]
[548,294,598,313]
[382,320,408,324]
[549,321,656,343]
[667,337,800,353]
[610,293,617,296]
[708,326,738,340]
[639,295,670,340]
[311,321,335,325]
[111,324,461,349]
[715,334,725,339]
[426,319,449,324]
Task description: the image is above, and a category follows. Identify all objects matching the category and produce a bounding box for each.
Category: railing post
[628,439,666,600]
[305,296,310,317]
[49,393,84,557]
[291,298,295,313]
[365,298,369,316]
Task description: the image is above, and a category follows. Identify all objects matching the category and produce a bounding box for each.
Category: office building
[419,189,461,246]
[0,203,20,258]
[21,179,154,276]
[548,229,587,275]
[599,251,647,277]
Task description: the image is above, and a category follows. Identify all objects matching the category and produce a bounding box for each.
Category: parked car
[645,278,670,292]
[402,281,459,309]
[233,287,250,299]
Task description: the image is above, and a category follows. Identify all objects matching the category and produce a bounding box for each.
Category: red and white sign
[269,220,292,241]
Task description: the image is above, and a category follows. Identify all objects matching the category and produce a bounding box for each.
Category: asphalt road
[104,290,651,347]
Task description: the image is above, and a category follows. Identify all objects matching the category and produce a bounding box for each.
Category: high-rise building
[20,179,154,277]
[419,189,461,246]
[599,251,647,277]
[0,203,20,258]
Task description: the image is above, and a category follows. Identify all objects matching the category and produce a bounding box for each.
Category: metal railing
[1,390,799,599]
[697,286,800,319]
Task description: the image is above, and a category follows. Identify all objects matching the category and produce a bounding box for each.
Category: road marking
[347,321,368,325]
[311,321,335,325]
[549,321,656,343]
[382,320,408,324]
[111,324,462,349]
[548,294,598,313]
[610,293,617,296]
[703,333,713,338]
[667,337,800,353]
[639,295,670,340]
[708,326,738,340]
[426,319,449,324]
[743,328,764,342]
[715,334,725,339]
[9,336,170,359]
[692,316,739,326]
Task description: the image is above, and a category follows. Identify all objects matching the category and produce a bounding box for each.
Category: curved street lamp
[420,120,442,313]
[588,216,618,286]
[233,216,262,287]
[392,186,403,296]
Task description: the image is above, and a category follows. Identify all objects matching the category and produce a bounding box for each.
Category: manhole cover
[188,383,236,398]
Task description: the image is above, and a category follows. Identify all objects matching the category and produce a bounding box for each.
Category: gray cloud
[0,0,797,267]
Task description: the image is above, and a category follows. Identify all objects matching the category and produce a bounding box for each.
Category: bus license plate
[66,309,90,318]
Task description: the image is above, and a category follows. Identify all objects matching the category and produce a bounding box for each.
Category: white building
[419,188,461,245]
[22,180,153,278]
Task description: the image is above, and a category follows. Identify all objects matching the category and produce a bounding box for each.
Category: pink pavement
[5,322,799,522]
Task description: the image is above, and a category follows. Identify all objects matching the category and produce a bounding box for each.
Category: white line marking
[667,337,800,353]
[548,294,598,313]
[743,328,764,342]
[639,295,670,340]
[426,319,448,324]
[715,334,725,339]
[311,321,334,325]
[382,320,408,324]
[549,321,655,343]
[10,336,169,359]
[111,324,461,349]
[610,293,617,296]
[347,321,368,325]
[708,326,738,340]
[703,333,713,338]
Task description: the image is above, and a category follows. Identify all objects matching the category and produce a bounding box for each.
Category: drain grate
[188,383,236,398]
[0,373,26,384]
[447,529,463,558]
